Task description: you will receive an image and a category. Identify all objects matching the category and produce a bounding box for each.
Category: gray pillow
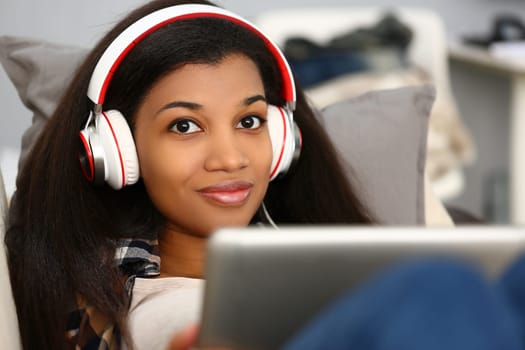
[0,36,433,225]
[318,84,434,225]
[0,36,87,171]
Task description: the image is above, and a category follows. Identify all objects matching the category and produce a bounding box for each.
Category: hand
[167,324,199,350]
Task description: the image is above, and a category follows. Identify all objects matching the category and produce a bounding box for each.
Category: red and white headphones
[78,4,302,190]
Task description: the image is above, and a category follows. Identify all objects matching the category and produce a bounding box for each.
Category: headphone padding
[267,105,288,181]
[97,110,140,189]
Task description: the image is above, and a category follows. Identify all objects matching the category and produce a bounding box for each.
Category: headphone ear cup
[267,105,290,181]
[78,127,106,185]
[97,110,140,189]
[79,128,96,183]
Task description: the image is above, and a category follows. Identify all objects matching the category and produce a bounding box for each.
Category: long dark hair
[5,0,372,349]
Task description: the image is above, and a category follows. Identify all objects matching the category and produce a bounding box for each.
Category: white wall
[0,0,524,202]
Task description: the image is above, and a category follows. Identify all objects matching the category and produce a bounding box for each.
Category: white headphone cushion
[98,110,140,189]
[267,105,289,181]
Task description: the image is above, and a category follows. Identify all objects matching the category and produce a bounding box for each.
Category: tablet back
[198,226,525,349]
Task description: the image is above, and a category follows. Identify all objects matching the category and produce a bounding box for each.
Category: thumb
[167,324,200,350]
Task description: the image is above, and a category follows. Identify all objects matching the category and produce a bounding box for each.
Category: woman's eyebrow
[243,94,266,106]
[155,95,266,117]
[156,101,202,116]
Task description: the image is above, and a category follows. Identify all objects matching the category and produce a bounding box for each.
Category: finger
[167,324,200,350]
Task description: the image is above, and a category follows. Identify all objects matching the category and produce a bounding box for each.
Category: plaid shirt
[65,239,160,349]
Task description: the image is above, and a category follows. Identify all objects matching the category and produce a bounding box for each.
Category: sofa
[0,167,22,349]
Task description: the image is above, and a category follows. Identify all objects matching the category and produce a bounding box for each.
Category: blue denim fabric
[288,53,368,88]
[283,259,523,350]
[498,254,525,346]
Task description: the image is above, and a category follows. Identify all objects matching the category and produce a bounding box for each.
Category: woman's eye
[169,119,202,134]
[237,115,264,130]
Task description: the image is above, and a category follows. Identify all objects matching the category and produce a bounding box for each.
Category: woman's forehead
[151,55,263,97]
[134,54,266,121]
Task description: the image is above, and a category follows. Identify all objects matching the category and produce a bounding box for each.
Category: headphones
[78,4,302,190]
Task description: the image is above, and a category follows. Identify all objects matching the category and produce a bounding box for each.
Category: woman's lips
[197,181,253,206]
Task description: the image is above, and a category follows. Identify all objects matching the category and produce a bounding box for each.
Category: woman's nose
[204,131,249,172]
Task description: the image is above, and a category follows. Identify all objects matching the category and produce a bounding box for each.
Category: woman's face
[133,54,273,237]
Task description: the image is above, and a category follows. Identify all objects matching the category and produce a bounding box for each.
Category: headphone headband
[87,4,296,110]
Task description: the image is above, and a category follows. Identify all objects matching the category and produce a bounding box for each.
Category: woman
[5,1,373,349]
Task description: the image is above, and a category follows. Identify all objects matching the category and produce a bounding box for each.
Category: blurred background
[1,0,524,224]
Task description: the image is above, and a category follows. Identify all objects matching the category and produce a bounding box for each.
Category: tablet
[198,226,525,349]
